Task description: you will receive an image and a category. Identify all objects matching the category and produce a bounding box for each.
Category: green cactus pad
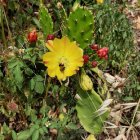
[39,5,53,38]
[67,7,94,49]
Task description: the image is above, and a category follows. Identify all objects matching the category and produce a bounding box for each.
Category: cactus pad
[39,5,53,38]
[67,7,94,49]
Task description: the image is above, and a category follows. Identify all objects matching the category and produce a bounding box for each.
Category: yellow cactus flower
[80,73,93,91]
[96,0,104,4]
[43,36,83,81]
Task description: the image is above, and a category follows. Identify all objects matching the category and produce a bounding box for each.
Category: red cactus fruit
[28,30,37,43]
[46,34,55,41]
[91,61,98,68]
[90,44,99,51]
[83,55,89,64]
[97,47,109,59]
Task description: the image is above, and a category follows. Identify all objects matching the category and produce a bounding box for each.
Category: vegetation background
[0,0,140,140]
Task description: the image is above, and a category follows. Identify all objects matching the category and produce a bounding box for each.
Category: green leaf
[50,122,61,128]
[30,55,37,63]
[12,130,17,140]
[31,111,37,122]
[66,123,78,130]
[23,54,31,60]
[17,129,31,140]
[32,130,39,140]
[30,126,36,135]
[76,88,109,134]
[33,18,41,29]
[39,5,53,37]
[2,123,10,133]
[30,78,35,90]
[8,60,19,69]
[34,81,44,94]
[0,134,4,140]
[30,75,44,94]
[42,126,48,133]
[39,128,45,135]
[25,104,32,116]
[0,70,3,77]
[35,75,44,82]
[42,118,48,125]
[14,65,24,83]
[123,96,134,101]
[32,124,39,130]
[24,68,33,76]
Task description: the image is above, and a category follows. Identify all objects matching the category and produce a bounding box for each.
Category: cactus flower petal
[43,36,84,81]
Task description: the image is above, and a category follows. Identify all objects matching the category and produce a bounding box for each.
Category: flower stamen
[59,63,65,72]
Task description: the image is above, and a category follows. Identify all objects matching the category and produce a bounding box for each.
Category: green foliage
[93,4,134,68]
[0,123,11,140]
[8,58,25,90]
[76,88,109,134]
[11,118,49,140]
[17,129,31,140]
[39,5,53,38]
[66,7,94,49]
[30,75,45,94]
[7,0,39,32]
[12,131,17,140]
[121,52,140,101]
[0,0,136,139]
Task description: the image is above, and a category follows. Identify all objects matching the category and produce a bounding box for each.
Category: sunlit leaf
[76,88,109,134]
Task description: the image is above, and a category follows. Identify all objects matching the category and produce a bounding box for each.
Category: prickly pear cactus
[39,5,53,38]
[66,7,94,49]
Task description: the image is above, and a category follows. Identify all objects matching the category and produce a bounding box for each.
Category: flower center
[59,57,69,72]
[59,63,65,72]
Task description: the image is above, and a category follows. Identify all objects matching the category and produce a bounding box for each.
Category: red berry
[90,44,99,51]
[91,61,98,68]
[28,30,37,43]
[103,47,109,53]
[97,47,109,59]
[83,55,89,64]
[47,34,55,41]
[102,51,107,57]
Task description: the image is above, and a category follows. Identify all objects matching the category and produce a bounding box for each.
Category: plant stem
[3,7,12,43]
[1,6,7,49]
[126,98,140,138]
[130,98,140,126]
